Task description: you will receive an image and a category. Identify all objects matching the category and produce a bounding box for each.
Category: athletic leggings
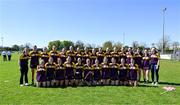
[151,64,159,82]
[20,66,28,84]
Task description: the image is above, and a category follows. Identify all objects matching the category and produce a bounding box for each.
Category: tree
[102,41,113,50]
[12,44,20,51]
[132,41,139,50]
[48,40,62,50]
[62,40,74,50]
[113,42,123,51]
[74,40,84,49]
[156,35,170,51]
[172,41,180,50]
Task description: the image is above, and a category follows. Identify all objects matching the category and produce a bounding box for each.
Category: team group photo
[0,0,180,104]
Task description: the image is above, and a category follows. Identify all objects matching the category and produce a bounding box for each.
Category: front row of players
[36,56,139,87]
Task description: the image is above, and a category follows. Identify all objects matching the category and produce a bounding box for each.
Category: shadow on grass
[158,82,180,86]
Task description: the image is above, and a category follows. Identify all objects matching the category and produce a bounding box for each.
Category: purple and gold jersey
[119,51,127,63]
[36,65,46,82]
[45,62,56,81]
[142,56,150,69]
[75,51,83,63]
[150,53,159,65]
[41,51,49,63]
[81,51,90,64]
[90,53,97,65]
[19,54,29,67]
[49,51,59,64]
[109,63,119,80]
[133,52,142,68]
[101,62,110,79]
[29,50,40,65]
[126,52,133,64]
[74,63,83,79]
[55,64,65,80]
[96,52,104,64]
[92,64,101,80]
[64,62,74,79]
[129,64,139,80]
[59,52,66,64]
[66,50,76,63]
[111,52,120,63]
[104,52,112,63]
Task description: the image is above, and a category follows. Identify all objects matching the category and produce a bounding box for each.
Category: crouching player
[74,58,83,86]
[129,58,139,86]
[64,56,75,86]
[92,59,101,85]
[119,58,128,85]
[55,58,65,87]
[101,57,110,85]
[36,60,46,87]
[109,58,119,86]
[45,57,56,87]
[84,59,93,86]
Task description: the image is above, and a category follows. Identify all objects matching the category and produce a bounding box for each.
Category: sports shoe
[25,83,29,86]
[154,82,158,86]
[20,84,23,87]
[151,82,154,85]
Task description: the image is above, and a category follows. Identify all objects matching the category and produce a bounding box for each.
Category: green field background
[0,53,180,105]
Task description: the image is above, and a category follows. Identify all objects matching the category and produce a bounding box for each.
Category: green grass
[0,53,180,105]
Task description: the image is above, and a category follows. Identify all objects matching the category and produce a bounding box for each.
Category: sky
[0,0,180,48]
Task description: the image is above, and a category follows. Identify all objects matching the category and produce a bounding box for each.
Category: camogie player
[55,58,65,87]
[111,47,120,63]
[109,57,119,86]
[66,46,76,63]
[126,47,133,64]
[59,48,66,64]
[101,57,110,85]
[81,47,90,64]
[74,58,83,86]
[19,48,29,86]
[45,57,56,87]
[64,56,75,86]
[150,48,160,86]
[29,45,41,85]
[142,49,150,83]
[84,58,93,86]
[119,58,128,85]
[92,58,101,85]
[36,60,46,87]
[49,46,59,64]
[41,47,49,64]
[96,47,104,64]
[119,47,127,63]
[129,58,139,86]
[104,47,112,63]
[134,48,143,82]
[90,48,97,65]
[75,47,82,63]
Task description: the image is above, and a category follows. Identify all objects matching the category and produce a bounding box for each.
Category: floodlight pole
[162,8,166,54]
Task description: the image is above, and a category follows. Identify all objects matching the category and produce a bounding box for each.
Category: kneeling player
[45,57,56,87]
[129,58,138,86]
[64,56,75,86]
[109,57,119,86]
[101,57,110,85]
[55,58,65,87]
[36,60,46,87]
[92,59,101,85]
[119,58,128,85]
[75,58,83,86]
[84,59,93,86]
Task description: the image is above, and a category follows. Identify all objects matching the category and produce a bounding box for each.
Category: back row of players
[19,45,160,87]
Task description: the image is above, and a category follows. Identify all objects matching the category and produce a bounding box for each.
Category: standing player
[142,49,150,83]
[59,48,66,64]
[81,47,90,64]
[104,47,112,63]
[66,46,76,63]
[29,45,41,85]
[74,58,84,86]
[109,57,119,86]
[64,56,75,86]
[36,60,46,87]
[96,47,104,64]
[150,48,160,86]
[111,47,120,63]
[84,58,93,86]
[41,47,49,64]
[19,48,29,86]
[101,57,110,85]
[119,58,128,85]
[134,48,142,82]
[55,58,65,87]
[92,59,101,85]
[119,47,126,63]
[129,58,139,86]
[90,48,97,65]
[126,47,133,64]
[49,46,59,64]
[45,57,56,87]
[75,47,82,63]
